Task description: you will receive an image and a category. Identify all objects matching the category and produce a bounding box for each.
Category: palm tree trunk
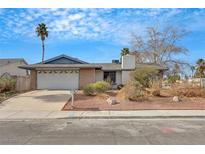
[42,40,45,64]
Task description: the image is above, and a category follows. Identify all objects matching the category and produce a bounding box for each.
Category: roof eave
[19,65,102,70]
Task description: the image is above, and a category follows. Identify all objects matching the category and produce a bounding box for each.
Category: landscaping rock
[106,97,117,105]
[173,96,180,102]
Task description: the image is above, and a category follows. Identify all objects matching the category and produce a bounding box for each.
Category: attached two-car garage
[37,70,79,90]
[19,54,101,90]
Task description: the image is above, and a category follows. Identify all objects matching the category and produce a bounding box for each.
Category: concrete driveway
[0,90,70,111]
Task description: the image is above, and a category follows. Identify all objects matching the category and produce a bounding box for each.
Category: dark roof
[19,64,102,70]
[39,54,88,64]
[0,58,27,66]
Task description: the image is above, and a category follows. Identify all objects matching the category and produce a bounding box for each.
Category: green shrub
[167,75,180,84]
[118,68,160,101]
[130,68,160,89]
[83,81,111,96]
[93,81,111,93]
[83,84,96,96]
[0,77,16,93]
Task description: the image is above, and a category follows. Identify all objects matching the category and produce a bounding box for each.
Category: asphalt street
[0,119,205,144]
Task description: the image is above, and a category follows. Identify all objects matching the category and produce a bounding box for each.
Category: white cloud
[0,8,205,45]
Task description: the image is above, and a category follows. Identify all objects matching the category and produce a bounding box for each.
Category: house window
[104,71,116,84]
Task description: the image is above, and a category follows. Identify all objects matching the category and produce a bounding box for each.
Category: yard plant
[0,77,16,93]
[167,75,180,84]
[0,91,16,102]
[170,82,205,98]
[194,59,205,78]
[83,81,111,96]
[130,68,160,90]
[118,68,161,101]
[0,77,16,102]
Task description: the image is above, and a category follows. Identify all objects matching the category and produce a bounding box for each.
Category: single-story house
[0,58,28,77]
[19,54,167,90]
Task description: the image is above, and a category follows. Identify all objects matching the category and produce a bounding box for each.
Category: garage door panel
[37,71,79,90]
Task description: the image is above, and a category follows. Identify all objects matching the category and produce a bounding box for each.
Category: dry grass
[117,80,205,103]
[169,82,205,98]
[0,77,16,93]
[146,80,161,96]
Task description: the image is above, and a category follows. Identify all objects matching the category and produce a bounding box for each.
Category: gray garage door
[37,70,79,90]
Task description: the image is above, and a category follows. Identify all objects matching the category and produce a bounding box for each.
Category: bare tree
[130,25,189,67]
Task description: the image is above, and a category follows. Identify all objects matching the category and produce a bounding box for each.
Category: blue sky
[0,8,205,65]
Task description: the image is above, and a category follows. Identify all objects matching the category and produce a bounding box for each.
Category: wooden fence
[15,76,31,92]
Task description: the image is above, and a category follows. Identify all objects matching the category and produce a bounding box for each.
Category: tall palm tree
[120,48,130,63]
[194,58,205,87]
[120,48,130,57]
[36,23,48,63]
[195,59,205,78]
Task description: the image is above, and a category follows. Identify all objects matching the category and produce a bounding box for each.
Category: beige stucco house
[0,58,28,77]
[19,54,167,90]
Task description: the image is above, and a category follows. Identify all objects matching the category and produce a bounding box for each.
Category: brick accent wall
[79,68,95,89]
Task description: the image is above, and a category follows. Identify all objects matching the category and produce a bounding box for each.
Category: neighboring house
[0,58,28,77]
[19,54,167,90]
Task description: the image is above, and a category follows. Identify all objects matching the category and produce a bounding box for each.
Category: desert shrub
[83,81,111,96]
[170,82,205,97]
[83,84,96,96]
[0,77,16,93]
[117,81,148,101]
[148,80,161,96]
[167,75,180,84]
[130,68,160,89]
[93,81,111,93]
[119,68,160,101]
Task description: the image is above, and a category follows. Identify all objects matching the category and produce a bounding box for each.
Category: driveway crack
[45,111,55,118]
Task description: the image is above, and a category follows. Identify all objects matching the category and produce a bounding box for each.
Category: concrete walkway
[1,110,205,120]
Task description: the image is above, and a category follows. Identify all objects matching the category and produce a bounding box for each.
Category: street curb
[0,116,205,121]
[60,116,205,119]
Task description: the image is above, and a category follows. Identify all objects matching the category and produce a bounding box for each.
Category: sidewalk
[1,110,205,120]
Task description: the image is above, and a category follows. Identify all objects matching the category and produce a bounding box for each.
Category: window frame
[103,71,116,84]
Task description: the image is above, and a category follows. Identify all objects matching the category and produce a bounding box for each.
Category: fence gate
[15,76,31,92]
